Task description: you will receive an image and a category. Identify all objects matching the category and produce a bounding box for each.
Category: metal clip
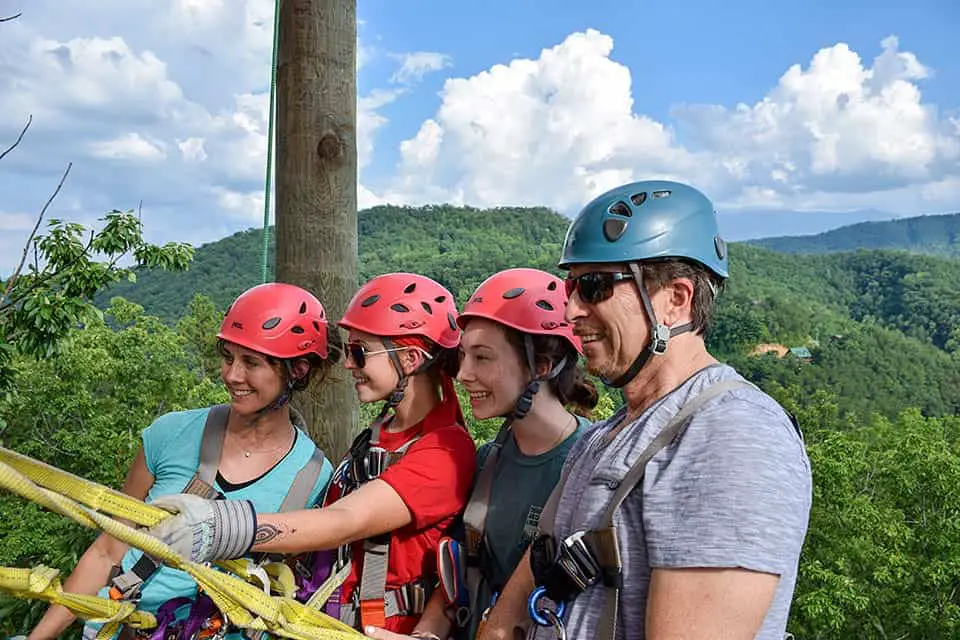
[556,531,601,591]
[367,447,388,479]
[527,586,567,632]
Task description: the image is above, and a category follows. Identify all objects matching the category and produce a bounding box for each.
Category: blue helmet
[559,180,729,278]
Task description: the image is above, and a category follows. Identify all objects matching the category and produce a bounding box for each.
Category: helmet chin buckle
[651,324,671,356]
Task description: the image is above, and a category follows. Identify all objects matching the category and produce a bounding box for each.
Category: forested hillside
[99,205,960,422]
[5,204,960,637]
[750,211,960,257]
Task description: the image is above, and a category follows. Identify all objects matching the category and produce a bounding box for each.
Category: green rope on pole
[260,0,281,284]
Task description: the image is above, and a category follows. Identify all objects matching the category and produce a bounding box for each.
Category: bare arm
[251,478,413,554]
[645,567,779,640]
[476,548,535,640]
[28,448,155,640]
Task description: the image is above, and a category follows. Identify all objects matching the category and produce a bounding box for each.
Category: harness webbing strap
[541,379,755,640]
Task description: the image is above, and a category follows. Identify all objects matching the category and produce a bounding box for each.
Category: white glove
[149,493,257,564]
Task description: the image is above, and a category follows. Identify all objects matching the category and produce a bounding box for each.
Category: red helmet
[218,282,329,359]
[339,273,460,349]
[458,268,581,353]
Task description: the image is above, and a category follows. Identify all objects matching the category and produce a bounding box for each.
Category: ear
[534,358,553,379]
[289,358,311,382]
[662,277,695,326]
[399,347,428,376]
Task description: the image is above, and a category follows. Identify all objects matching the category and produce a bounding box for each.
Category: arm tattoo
[254,523,282,546]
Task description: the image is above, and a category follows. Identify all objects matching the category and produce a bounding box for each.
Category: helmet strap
[510,335,568,420]
[603,261,694,388]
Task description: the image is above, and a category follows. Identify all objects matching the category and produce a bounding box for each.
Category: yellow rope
[0,450,361,639]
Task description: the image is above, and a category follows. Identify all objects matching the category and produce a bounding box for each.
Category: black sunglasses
[564,271,636,304]
[347,343,400,368]
[346,342,432,368]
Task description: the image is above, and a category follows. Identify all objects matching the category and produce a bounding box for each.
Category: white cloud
[178,137,208,162]
[0,212,36,232]
[1,7,958,276]
[0,0,405,272]
[372,30,959,216]
[390,51,452,84]
[213,187,265,222]
[90,133,166,162]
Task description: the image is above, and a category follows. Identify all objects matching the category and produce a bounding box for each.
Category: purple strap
[293,549,342,619]
[147,596,192,640]
[146,592,218,640]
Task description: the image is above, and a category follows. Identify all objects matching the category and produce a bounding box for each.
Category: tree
[275,0,359,459]
[0,298,227,637]
[1,95,193,391]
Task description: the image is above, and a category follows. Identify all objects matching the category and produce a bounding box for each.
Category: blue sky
[0,0,958,273]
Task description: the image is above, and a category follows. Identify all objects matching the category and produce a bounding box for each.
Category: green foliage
[788,404,960,637]
[0,210,193,389]
[0,299,226,636]
[751,211,960,258]
[97,205,573,322]
[4,203,960,637]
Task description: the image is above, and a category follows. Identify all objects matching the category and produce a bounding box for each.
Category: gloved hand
[148,494,257,564]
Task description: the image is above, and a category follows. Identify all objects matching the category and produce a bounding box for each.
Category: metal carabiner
[527,586,568,638]
[538,608,567,640]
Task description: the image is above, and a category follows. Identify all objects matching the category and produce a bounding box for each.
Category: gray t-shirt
[528,364,812,640]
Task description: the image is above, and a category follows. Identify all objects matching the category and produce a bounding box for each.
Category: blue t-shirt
[84,407,333,640]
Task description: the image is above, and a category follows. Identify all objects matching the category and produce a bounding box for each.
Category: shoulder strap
[592,378,755,640]
[279,446,327,512]
[183,404,230,496]
[110,404,231,600]
[462,423,511,556]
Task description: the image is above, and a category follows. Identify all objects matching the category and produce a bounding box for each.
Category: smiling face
[564,263,653,380]
[343,329,402,403]
[457,318,530,420]
[219,341,287,416]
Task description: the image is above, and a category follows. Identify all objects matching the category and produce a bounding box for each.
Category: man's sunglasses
[346,342,432,368]
[564,271,636,304]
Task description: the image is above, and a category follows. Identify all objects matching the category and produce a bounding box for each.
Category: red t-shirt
[326,383,477,633]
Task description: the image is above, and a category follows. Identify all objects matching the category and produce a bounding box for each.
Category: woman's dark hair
[216,323,344,392]
[504,329,599,416]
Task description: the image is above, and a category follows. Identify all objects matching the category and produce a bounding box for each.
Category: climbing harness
[526,379,757,640]
[107,405,324,601]
[294,414,431,631]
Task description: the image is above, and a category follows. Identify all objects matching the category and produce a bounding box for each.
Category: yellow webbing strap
[0,447,275,593]
[0,453,362,639]
[0,565,156,639]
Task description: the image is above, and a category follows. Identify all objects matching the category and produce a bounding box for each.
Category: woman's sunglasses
[564,271,636,304]
[346,343,433,368]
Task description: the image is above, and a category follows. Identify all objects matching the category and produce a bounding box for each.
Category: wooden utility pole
[275,0,359,460]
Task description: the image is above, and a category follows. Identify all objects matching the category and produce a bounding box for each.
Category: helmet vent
[361,295,380,307]
[403,283,417,294]
[630,192,647,207]
[447,312,458,331]
[609,201,632,217]
[652,189,672,198]
[434,295,447,303]
[502,287,525,299]
[291,325,305,334]
[391,303,410,313]
[421,301,433,314]
[536,300,554,311]
[603,218,628,242]
[313,321,322,331]
[299,302,308,314]
[262,317,282,330]
[547,281,558,291]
